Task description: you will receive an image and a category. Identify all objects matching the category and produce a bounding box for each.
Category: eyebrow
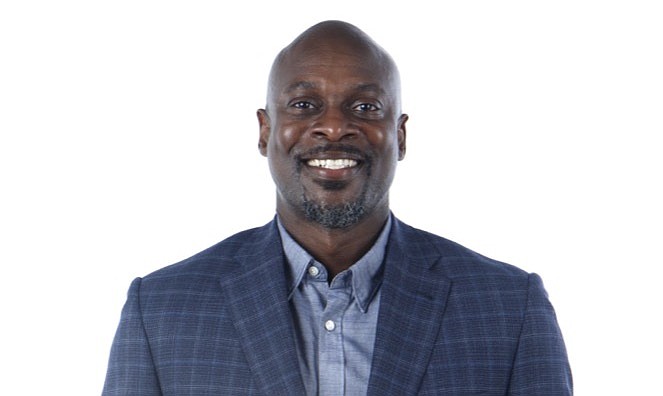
[284,81,317,93]
[283,81,385,95]
[353,83,385,95]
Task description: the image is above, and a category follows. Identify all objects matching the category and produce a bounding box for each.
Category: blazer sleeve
[507,273,573,395]
[102,278,162,396]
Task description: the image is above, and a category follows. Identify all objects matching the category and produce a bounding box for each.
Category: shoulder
[139,220,279,286]
[392,218,530,281]
[392,218,543,320]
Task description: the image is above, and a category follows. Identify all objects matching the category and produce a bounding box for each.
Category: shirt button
[324,320,336,331]
[308,266,319,277]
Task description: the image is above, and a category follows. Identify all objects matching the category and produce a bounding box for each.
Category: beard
[302,194,367,229]
[293,144,373,229]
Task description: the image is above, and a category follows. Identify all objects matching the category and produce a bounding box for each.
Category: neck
[278,205,390,278]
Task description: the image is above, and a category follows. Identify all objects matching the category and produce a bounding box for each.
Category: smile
[306,159,358,170]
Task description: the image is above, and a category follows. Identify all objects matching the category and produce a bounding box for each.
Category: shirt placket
[318,276,352,396]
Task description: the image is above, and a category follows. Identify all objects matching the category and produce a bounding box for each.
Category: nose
[310,107,357,141]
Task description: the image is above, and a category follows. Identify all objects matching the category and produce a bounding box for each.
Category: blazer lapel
[220,221,306,395]
[368,219,452,395]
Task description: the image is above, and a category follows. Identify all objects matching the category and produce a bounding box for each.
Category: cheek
[367,125,399,154]
[367,130,386,144]
[269,123,302,155]
[281,127,299,146]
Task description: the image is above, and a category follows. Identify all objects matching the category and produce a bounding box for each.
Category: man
[103,21,572,395]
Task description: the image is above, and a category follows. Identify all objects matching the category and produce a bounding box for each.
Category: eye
[353,103,379,112]
[291,101,316,110]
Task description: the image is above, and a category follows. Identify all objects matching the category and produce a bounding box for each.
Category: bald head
[257,20,408,232]
[266,21,402,112]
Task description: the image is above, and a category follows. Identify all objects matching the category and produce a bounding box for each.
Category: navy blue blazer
[103,217,572,395]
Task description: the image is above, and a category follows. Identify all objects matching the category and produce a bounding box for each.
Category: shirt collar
[277,215,392,313]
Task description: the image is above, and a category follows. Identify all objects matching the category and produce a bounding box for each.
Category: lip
[300,153,363,182]
[297,146,367,181]
[303,159,362,181]
[300,150,364,162]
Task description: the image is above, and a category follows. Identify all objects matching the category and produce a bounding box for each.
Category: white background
[1,1,661,394]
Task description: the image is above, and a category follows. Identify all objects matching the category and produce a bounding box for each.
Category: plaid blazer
[103,217,572,395]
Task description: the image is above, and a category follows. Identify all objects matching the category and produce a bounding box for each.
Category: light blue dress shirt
[277,216,392,396]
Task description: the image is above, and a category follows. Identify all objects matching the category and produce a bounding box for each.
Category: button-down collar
[277,215,392,313]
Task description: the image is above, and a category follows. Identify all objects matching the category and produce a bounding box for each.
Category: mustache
[294,144,370,161]
[294,144,373,176]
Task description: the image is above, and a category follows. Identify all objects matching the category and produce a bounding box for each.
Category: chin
[302,198,367,229]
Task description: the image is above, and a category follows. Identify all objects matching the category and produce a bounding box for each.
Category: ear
[257,109,270,157]
[397,113,408,160]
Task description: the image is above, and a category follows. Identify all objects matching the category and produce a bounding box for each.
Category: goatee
[294,143,374,229]
[302,199,366,229]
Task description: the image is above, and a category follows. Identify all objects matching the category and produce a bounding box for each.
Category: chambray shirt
[277,216,391,396]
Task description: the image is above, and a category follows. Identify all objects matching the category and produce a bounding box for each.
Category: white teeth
[307,159,358,170]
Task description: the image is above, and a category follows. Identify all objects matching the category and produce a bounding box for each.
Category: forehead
[271,41,398,95]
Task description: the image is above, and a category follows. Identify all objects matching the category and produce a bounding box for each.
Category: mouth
[306,158,359,170]
[296,145,369,185]
[302,157,362,190]
[298,147,367,186]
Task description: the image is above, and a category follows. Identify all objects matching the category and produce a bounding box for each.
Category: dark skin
[257,21,408,278]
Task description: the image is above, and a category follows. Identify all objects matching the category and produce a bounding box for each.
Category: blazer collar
[368,217,452,395]
[219,219,307,395]
[220,216,451,396]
